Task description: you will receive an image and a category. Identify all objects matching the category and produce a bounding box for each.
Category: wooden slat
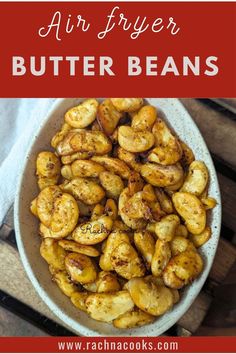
[201,284,236,328]
[211,99,236,115]
[0,241,74,333]
[176,327,192,337]
[218,173,236,233]
[0,306,48,336]
[209,238,236,284]
[196,326,236,336]
[180,99,236,170]
[177,239,236,334]
[177,292,212,333]
[223,261,236,285]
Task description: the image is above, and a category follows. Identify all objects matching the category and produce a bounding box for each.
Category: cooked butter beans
[31,98,216,330]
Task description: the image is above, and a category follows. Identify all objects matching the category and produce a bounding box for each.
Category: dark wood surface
[1,98,236,336]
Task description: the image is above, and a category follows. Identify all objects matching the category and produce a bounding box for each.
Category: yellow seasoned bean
[180,141,195,166]
[91,204,105,221]
[99,231,130,271]
[86,290,134,322]
[118,126,155,153]
[128,171,144,196]
[141,163,184,188]
[52,270,78,297]
[30,198,38,217]
[174,251,203,283]
[149,120,182,165]
[60,177,105,205]
[201,197,217,210]
[151,239,171,277]
[111,241,145,280]
[155,188,174,214]
[56,130,112,156]
[71,159,105,178]
[65,99,99,128]
[40,238,66,271]
[111,98,143,112]
[65,252,97,284]
[99,171,124,199]
[189,226,212,248]
[126,277,174,316]
[97,99,123,135]
[58,240,100,257]
[36,151,60,178]
[170,236,193,256]
[83,271,120,293]
[72,216,113,245]
[175,224,188,238]
[123,191,152,220]
[104,199,118,220]
[163,250,203,288]
[61,151,93,164]
[155,214,180,242]
[61,165,73,180]
[142,184,157,203]
[113,308,155,329]
[134,231,155,269]
[92,156,131,179]
[119,188,147,230]
[117,147,142,172]
[37,186,79,237]
[71,291,89,312]
[131,105,157,131]
[172,192,206,235]
[163,265,184,289]
[37,175,59,190]
[181,161,209,196]
[51,123,71,149]
[39,223,68,240]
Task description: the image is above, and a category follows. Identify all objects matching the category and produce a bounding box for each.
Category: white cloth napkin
[0,98,56,225]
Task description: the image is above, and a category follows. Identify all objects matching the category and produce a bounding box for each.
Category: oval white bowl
[14,98,221,336]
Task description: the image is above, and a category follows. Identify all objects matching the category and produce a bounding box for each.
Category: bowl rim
[14,98,222,336]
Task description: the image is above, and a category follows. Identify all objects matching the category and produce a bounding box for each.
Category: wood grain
[180,99,236,170]
[212,99,236,115]
[209,238,236,284]
[218,173,236,233]
[177,292,212,333]
[0,240,74,333]
[0,306,48,337]
[196,326,236,336]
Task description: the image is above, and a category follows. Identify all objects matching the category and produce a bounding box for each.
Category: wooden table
[1,98,236,336]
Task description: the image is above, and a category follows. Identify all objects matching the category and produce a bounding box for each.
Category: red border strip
[0,337,236,353]
[0,2,235,97]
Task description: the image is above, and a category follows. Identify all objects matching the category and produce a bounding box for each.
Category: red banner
[0,2,235,97]
[0,336,236,353]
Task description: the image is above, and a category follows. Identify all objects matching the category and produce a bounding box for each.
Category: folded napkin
[0,98,56,225]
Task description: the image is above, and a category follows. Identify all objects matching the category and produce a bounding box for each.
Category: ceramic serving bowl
[14,98,221,336]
